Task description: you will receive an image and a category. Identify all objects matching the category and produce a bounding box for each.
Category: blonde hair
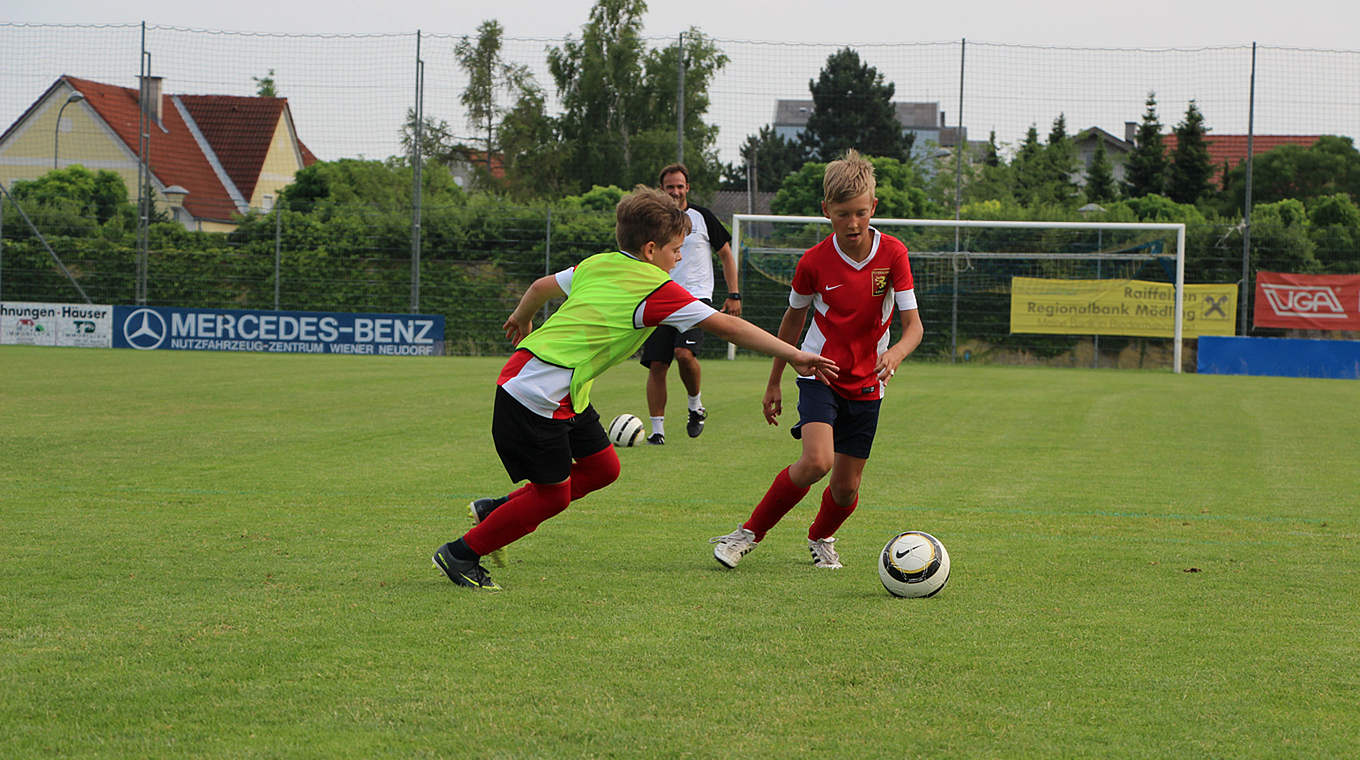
[823,149,876,204]
[616,185,690,254]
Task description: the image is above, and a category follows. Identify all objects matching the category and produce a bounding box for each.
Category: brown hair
[658,163,690,186]
[823,149,876,204]
[616,185,690,254]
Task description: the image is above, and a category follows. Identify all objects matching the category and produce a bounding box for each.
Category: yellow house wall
[0,97,141,195]
[249,114,303,209]
[0,93,231,230]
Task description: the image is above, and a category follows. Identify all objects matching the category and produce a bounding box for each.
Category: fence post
[410,30,424,313]
[0,192,5,299]
[1239,41,1257,336]
[273,206,282,311]
[950,38,967,363]
[676,31,685,163]
[541,207,553,324]
[135,22,151,305]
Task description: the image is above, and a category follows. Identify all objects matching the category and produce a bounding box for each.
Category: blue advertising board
[111,306,445,356]
[1197,335,1360,379]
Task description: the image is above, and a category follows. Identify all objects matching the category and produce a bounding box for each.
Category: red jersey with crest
[788,228,917,401]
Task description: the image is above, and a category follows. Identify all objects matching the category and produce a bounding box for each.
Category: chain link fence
[3,24,1358,365]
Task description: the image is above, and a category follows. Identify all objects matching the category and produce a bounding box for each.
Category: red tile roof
[1162,134,1323,187]
[53,76,316,222]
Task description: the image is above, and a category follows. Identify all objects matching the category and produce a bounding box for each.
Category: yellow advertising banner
[1010,277,1238,338]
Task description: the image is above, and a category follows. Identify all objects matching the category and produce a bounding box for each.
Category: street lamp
[53,91,85,170]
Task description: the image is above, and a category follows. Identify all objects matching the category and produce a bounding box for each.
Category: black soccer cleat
[432,543,502,591]
[467,497,508,567]
[646,433,665,445]
[469,496,508,523]
[686,407,707,438]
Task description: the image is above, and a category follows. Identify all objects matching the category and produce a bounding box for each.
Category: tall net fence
[2,24,1358,363]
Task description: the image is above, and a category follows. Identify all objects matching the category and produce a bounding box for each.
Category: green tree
[253,69,277,97]
[770,155,932,218]
[546,1,727,192]
[1221,135,1360,208]
[720,125,809,192]
[399,108,458,166]
[984,130,1001,167]
[1124,92,1168,197]
[801,48,913,162]
[455,20,536,179]
[497,87,568,199]
[1306,193,1360,273]
[1084,138,1117,203]
[1167,100,1213,205]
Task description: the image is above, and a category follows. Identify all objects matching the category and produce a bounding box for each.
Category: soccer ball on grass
[879,531,950,598]
[607,414,645,447]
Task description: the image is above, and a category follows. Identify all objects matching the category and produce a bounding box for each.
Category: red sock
[499,447,619,504]
[808,487,857,541]
[744,467,810,541]
[464,480,570,556]
[569,446,620,501]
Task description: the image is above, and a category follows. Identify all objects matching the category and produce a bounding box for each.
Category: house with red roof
[0,75,317,232]
[1161,134,1322,188]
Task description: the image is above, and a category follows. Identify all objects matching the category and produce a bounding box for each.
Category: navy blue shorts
[491,387,610,484]
[790,378,882,460]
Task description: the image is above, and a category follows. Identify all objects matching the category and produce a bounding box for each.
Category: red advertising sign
[1254,271,1360,330]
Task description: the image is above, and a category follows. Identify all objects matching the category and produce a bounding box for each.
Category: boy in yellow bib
[432,187,838,590]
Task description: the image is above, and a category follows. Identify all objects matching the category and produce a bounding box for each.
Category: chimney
[140,75,163,125]
[1124,121,1138,144]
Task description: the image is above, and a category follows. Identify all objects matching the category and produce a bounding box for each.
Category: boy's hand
[503,314,533,345]
[874,347,906,383]
[762,384,782,425]
[790,351,838,385]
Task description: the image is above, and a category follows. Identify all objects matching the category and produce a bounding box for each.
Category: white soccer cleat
[808,537,843,569]
[710,527,757,569]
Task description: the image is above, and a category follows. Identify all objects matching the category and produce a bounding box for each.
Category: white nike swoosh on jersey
[825,284,843,291]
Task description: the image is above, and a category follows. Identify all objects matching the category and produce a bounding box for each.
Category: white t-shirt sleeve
[554,267,575,295]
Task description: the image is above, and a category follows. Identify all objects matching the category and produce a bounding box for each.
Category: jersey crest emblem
[872,268,891,296]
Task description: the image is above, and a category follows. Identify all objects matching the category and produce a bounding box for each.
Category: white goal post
[727,215,1188,373]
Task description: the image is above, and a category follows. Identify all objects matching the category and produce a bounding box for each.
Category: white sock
[688,394,703,412]
[651,416,665,436]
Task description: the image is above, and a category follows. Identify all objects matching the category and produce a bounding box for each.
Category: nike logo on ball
[895,547,916,559]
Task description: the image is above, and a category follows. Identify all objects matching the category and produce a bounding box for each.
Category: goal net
[728,215,1190,372]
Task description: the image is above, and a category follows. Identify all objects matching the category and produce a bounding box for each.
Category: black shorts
[790,378,882,459]
[491,386,611,484]
[639,299,711,366]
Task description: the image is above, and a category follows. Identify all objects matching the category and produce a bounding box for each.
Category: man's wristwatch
[727,292,741,301]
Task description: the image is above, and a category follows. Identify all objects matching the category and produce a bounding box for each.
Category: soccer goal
[728,215,1190,372]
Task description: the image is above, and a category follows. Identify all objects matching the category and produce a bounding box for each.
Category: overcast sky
[7,0,1360,49]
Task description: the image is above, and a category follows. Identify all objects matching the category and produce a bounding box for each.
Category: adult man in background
[638,163,741,444]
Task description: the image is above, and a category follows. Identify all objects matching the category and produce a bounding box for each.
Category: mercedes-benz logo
[123,308,167,350]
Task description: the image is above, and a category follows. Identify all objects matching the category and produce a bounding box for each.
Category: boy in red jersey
[709,150,923,570]
[433,187,837,591]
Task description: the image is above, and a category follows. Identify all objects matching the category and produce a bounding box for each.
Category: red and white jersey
[789,228,917,400]
[499,260,717,419]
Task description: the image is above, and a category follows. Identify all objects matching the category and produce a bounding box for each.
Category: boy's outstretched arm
[697,311,837,381]
[503,275,566,345]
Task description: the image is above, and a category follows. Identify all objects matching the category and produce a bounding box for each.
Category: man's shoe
[646,433,665,445]
[432,543,502,591]
[468,497,508,567]
[710,527,757,569]
[808,537,843,569]
[687,407,708,438]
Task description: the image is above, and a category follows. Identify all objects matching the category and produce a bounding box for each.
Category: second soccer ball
[607,413,645,447]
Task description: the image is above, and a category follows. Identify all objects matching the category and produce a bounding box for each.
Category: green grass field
[2,346,1357,758]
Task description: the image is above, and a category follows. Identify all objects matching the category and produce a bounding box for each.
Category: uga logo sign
[1254,271,1360,330]
[1260,284,1345,318]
